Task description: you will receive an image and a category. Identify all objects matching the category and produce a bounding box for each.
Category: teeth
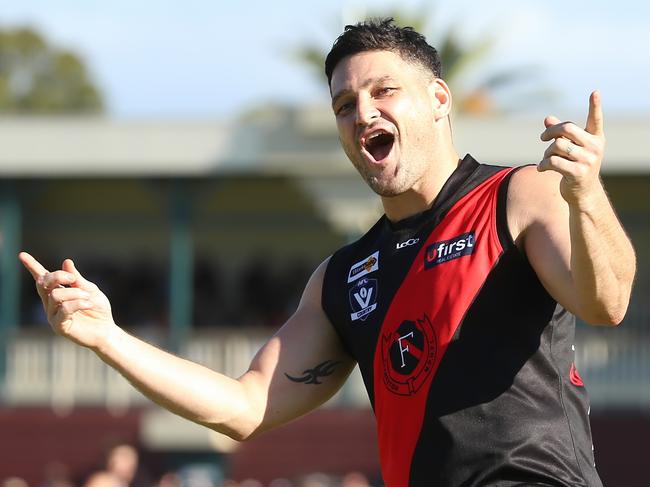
[368,131,387,140]
[364,131,390,147]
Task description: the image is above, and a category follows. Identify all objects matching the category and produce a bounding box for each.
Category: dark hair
[325,17,442,86]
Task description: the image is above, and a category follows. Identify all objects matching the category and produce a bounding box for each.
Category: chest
[333,183,505,367]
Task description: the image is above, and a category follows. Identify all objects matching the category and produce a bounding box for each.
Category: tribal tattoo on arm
[284,360,341,385]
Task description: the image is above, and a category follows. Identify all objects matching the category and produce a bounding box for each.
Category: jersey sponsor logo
[396,238,419,250]
[347,251,379,283]
[381,314,437,395]
[349,277,378,321]
[424,231,476,269]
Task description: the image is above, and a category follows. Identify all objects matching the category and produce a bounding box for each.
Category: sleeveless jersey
[322,155,602,487]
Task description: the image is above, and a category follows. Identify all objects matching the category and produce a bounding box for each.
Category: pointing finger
[585,90,604,136]
[19,252,49,280]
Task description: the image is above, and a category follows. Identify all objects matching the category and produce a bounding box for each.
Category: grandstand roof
[1,105,648,177]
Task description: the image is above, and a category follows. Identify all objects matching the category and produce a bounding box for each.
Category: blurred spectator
[83,472,121,487]
[297,473,332,487]
[268,479,293,487]
[106,444,138,486]
[104,443,153,487]
[341,472,370,487]
[40,462,74,487]
[2,478,29,487]
[155,473,181,487]
[181,467,217,487]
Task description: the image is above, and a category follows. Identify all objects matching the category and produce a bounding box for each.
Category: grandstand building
[0,106,648,485]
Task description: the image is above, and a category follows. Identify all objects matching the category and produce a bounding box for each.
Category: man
[82,472,122,487]
[105,443,140,487]
[21,18,635,487]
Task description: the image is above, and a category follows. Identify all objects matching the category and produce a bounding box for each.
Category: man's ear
[428,78,452,120]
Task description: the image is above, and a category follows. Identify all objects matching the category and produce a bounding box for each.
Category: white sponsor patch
[347,251,380,283]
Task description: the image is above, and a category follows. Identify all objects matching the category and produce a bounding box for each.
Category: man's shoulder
[508,164,563,208]
[507,164,565,242]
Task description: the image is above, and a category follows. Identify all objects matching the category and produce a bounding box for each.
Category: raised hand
[538,90,606,207]
[19,252,116,349]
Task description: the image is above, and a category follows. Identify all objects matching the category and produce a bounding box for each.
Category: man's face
[330,50,440,197]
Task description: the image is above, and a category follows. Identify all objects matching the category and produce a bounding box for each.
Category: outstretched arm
[508,91,636,325]
[19,253,355,440]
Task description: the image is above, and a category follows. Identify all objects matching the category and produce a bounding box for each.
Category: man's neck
[381,153,461,223]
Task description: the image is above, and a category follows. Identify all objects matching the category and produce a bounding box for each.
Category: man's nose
[356,96,380,126]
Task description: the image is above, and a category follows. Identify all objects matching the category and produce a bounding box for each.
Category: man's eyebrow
[331,76,397,108]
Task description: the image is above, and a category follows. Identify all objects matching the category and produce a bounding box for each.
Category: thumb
[62,259,90,289]
[544,115,561,128]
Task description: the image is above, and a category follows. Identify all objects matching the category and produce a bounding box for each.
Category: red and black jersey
[322,155,602,487]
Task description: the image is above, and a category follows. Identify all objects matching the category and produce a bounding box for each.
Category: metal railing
[1,326,648,411]
[575,327,650,408]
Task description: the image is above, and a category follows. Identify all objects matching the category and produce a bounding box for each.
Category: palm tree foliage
[294,4,553,115]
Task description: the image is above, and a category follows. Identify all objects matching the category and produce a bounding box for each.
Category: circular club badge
[381,314,437,396]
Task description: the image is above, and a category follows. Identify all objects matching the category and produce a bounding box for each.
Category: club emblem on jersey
[349,278,378,321]
[381,314,437,395]
[424,231,476,269]
[347,251,379,283]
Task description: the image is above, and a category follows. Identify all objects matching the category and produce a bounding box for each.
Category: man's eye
[336,102,354,115]
[376,87,395,96]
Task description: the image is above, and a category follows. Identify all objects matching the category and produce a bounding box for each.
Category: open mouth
[363,131,395,162]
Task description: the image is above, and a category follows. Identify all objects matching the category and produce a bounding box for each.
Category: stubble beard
[342,137,420,197]
[355,158,415,197]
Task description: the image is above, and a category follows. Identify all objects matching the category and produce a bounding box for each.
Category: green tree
[0,26,103,114]
[295,5,553,115]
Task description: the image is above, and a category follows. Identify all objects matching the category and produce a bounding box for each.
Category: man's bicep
[510,168,580,315]
[239,258,355,438]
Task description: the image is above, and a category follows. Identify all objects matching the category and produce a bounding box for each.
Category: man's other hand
[19,252,116,349]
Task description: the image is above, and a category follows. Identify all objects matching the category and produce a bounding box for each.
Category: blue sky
[1,0,649,119]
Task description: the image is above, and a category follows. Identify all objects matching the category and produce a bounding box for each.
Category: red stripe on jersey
[372,168,514,487]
